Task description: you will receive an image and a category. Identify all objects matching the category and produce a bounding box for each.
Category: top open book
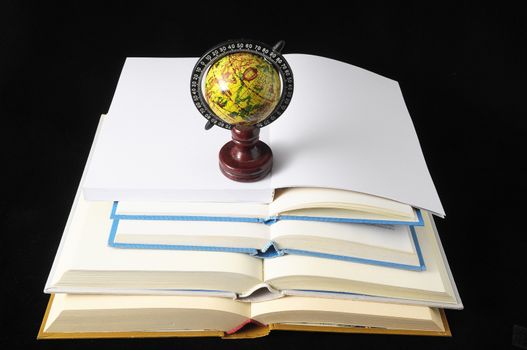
[83,54,444,217]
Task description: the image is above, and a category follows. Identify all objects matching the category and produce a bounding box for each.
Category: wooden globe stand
[219,125,273,182]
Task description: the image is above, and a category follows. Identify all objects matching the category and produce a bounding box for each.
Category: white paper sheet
[83,58,273,203]
[83,55,444,216]
[271,55,444,216]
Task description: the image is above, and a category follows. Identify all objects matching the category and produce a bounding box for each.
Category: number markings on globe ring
[190,40,294,130]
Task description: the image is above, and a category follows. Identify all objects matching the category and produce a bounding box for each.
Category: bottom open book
[39,294,450,339]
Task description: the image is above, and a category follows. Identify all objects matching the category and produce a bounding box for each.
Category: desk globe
[204,52,281,126]
[190,40,294,182]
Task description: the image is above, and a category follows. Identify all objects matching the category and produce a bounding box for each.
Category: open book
[82,54,445,217]
[109,195,425,270]
[39,294,450,338]
[112,187,424,225]
[44,187,462,310]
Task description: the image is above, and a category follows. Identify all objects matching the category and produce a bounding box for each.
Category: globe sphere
[203,52,281,126]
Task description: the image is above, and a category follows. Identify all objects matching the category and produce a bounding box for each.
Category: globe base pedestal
[219,125,272,182]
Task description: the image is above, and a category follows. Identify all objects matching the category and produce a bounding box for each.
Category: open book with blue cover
[109,191,425,270]
[112,187,424,225]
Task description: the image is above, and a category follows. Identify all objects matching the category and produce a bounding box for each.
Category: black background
[2,1,526,349]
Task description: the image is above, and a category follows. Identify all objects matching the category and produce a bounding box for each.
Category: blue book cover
[108,203,426,271]
[110,201,424,226]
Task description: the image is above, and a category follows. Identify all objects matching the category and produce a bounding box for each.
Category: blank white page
[270,54,444,216]
[83,55,443,216]
[83,58,273,203]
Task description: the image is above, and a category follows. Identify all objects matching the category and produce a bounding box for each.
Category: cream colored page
[115,219,271,247]
[44,115,106,291]
[276,208,418,223]
[48,194,263,285]
[249,296,443,331]
[46,294,250,332]
[116,201,269,218]
[250,296,425,318]
[270,220,415,253]
[48,294,250,323]
[263,213,448,294]
[269,187,414,218]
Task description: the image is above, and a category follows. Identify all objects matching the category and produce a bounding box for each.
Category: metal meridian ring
[190,39,294,130]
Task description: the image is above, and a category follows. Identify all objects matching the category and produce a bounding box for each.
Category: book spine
[226,319,266,335]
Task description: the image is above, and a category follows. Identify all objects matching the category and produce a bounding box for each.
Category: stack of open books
[39,54,462,339]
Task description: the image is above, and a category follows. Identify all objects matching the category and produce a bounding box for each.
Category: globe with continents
[204,52,281,126]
